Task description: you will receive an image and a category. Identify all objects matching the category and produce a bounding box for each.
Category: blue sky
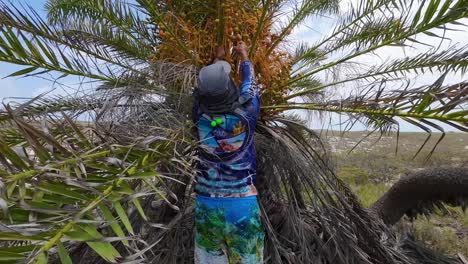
[0,1,465,132]
[1,0,94,104]
[0,0,73,102]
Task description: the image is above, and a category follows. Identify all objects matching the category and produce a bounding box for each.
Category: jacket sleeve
[238,61,260,119]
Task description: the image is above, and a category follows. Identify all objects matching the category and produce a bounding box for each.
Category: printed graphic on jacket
[198,114,247,155]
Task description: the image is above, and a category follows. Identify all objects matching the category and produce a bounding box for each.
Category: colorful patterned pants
[194,195,264,264]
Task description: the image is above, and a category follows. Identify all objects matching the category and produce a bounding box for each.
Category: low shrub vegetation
[334,131,468,257]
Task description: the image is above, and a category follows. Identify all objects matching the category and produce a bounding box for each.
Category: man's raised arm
[234,42,259,105]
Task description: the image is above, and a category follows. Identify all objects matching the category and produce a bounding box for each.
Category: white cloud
[0,78,34,104]
[0,78,18,97]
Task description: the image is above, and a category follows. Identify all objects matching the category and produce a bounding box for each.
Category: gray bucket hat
[196,61,239,114]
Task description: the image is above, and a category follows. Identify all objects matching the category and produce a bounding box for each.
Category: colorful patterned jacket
[192,61,260,197]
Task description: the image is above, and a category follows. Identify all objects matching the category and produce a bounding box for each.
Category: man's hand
[233,41,249,62]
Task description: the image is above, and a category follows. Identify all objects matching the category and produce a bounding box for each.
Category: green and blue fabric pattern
[194,196,264,264]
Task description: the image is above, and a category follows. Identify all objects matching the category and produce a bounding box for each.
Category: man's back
[193,60,260,197]
[192,43,264,264]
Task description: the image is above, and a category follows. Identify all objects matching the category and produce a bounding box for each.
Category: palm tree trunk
[370,167,468,226]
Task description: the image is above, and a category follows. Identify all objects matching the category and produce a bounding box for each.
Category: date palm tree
[0,0,466,263]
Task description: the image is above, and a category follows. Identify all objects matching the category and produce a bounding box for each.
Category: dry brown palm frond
[66,106,462,264]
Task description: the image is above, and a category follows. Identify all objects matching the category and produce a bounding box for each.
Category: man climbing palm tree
[192,42,264,263]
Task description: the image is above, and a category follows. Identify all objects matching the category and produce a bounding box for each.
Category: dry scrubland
[324,131,468,256]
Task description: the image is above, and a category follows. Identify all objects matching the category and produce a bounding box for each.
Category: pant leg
[223,197,265,264]
[194,197,229,264]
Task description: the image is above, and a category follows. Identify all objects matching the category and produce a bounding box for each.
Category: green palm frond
[0,25,106,80]
[292,0,395,64]
[60,23,152,61]
[290,0,467,86]
[46,0,155,60]
[276,0,468,138]
[0,96,101,125]
[0,2,147,84]
[288,45,468,99]
[0,103,193,263]
[270,79,468,128]
[46,0,154,43]
[250,0,273,57]
[265,78,468,155]
[267,0,339,54]
[292,42,326,73]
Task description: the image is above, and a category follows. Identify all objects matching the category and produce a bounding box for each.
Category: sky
[0,1,48,99]
[0,0,466,132]
[0,1,74,105]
